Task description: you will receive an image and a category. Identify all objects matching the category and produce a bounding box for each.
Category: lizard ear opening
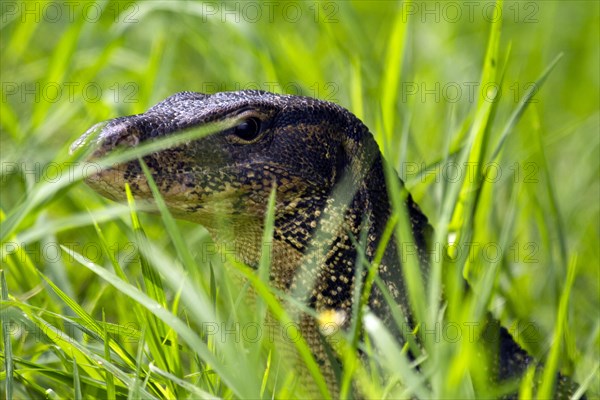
[338,123,384,191]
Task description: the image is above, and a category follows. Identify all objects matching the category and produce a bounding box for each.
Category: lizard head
[72,90,430,329]
[72,90,380,230]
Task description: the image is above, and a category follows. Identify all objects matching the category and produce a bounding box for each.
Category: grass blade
[489,54,564,162]
[537,255,578,399]
[73,356,82,400]
[1,270,13,400]
[62,245,246,398]
[381,0,411,144]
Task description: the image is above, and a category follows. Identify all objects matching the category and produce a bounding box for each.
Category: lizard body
[73,90,580,398]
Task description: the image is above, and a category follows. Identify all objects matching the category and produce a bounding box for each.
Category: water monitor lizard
[72,90,581,398]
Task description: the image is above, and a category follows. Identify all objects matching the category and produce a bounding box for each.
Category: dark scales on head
[74,90,583,398]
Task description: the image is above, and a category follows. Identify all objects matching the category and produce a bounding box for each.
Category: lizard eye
[233,117,262,141]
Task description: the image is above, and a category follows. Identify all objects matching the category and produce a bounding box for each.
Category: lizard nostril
[114,133,140,148]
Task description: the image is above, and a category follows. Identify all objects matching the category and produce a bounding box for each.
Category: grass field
[1,0,599,398]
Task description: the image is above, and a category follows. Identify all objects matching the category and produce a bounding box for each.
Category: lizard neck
[204,159,406,315]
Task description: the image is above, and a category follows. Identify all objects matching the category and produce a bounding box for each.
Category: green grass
[1,0,599,398]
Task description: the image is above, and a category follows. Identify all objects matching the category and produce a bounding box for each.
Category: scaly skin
[73,90,581,398]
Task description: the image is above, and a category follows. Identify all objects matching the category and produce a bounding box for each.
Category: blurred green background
[1,0,598,397]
